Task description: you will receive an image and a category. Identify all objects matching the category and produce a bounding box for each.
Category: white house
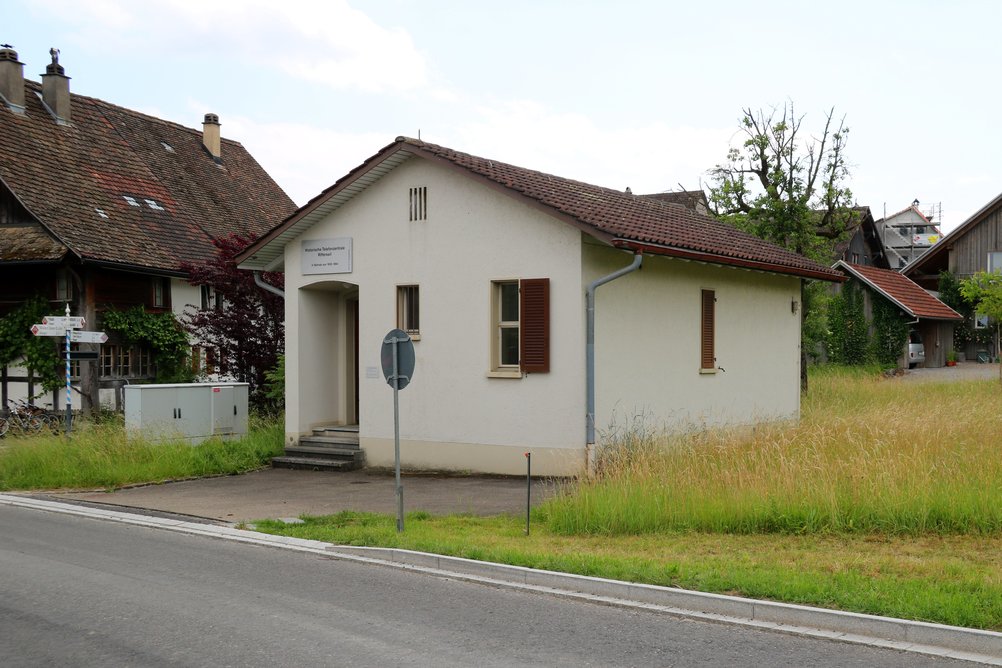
[237,138,841,476]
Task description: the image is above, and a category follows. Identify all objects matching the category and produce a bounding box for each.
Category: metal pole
[525,451,531,535]
[64,303,72,434]
[393,338,403,533]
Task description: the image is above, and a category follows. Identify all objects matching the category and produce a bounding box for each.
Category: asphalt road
[0,506,972,667]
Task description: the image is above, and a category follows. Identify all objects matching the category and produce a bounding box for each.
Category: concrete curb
[2,494,999,665]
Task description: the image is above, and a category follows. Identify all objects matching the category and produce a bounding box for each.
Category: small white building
[238,138,841,476]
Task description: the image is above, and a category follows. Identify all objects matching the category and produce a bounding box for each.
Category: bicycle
[6,400,47,435]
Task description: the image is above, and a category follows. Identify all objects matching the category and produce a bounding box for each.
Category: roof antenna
[418,129,421,141]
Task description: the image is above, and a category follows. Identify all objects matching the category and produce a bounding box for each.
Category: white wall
[586,242,802,438]
[283,157,587,474]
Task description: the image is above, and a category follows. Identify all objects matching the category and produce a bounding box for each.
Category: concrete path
[896,361,1000,383]
[46,468,559,523]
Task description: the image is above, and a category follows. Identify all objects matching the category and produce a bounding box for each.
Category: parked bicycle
[1,399,60,436]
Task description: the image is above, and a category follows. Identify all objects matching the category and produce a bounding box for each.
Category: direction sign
[61,351,100,361]
[31,323,66,337]
[70,330,108,344]
[43,315,85,329]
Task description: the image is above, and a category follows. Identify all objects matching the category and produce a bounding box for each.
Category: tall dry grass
[542,367,1002,535]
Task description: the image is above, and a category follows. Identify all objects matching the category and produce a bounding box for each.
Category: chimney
[40,47,70,124]
[0,44,25,114]
[202,113,221,161]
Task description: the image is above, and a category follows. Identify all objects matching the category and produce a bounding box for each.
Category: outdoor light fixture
[792,300,799,314]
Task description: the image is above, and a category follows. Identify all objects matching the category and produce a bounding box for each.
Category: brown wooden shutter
[520,278,550,373]
[700,289,715,370]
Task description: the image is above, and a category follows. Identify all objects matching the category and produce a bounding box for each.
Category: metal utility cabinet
[125,383,249,444]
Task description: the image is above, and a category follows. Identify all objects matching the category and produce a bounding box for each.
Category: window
[153,277,168,308]
[700,289,715,372]
[490,278,549,374]
[200,285,222,310]
[100,344,119,377]
[409,186,427,221]
[55,270,71,302]
[989,252,1002,273]
[191,345,202,374]
[397,285,420,336]
[975,313,990,329]
[136,347,154,377]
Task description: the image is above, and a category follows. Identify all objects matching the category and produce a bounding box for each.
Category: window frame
[396,284,421,338]
[988,252,1002,273]
[488,278,549,376]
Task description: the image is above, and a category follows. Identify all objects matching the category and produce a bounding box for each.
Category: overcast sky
[6,0,999,233]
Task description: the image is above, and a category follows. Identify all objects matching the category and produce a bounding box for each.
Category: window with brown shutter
[700,289,715,371]
[519,278,549,373]
[490,278,550,374]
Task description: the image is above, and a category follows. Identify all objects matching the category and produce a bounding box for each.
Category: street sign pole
[392,338,403,533]
[64,303,72,434]
[381,328,414,534]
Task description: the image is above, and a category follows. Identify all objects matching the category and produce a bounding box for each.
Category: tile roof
[240,137,842,282]
[638,190,709,212]
[836,261,962,321]
[0,79,296,272]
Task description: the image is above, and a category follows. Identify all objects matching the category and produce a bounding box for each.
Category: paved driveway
[895,361,999,383]
[45,468,560,523]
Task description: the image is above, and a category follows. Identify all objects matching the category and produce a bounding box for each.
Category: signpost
[381,328,415,532]
[30,305,106,434]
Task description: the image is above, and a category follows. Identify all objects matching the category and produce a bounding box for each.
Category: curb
[2,494,999,665]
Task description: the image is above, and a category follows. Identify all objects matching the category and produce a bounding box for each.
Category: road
[0,506,972,667]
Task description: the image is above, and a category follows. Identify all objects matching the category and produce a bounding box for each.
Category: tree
[706,103,857,389]
[960,271,1002,382]
[706,103,855,261]
[181,234,284,408]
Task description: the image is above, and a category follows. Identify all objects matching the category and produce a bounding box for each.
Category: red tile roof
[0,79,296,273]
[241,137,842,281]
[837,262,962,320]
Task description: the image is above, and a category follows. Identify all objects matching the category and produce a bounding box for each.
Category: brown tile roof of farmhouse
[0,79,295,272]
[836,261,962,321]
[240,137,843,282]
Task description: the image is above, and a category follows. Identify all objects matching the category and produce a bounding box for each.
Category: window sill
[406,333,421,341]
[486,370,523,379]
[699,368,717,375]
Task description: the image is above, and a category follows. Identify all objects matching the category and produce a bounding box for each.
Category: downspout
[254,271,285,298]
[586,252,643,468]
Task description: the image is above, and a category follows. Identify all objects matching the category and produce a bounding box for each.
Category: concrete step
[271,456,359,472]
[313,424,359,436]
[284,444,363,459]
[300,435,359,447]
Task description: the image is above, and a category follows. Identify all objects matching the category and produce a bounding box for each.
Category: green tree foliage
[827,281,869,365]
[102,307,193,383]
[706,103,855,263]
[940,270,992,352]
[960,271,1002,379]
[0,295,61,393]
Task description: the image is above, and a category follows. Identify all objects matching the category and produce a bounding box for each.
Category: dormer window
[160,141,174,153]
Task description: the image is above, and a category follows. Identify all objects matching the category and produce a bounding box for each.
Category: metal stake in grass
[524,451,531,535]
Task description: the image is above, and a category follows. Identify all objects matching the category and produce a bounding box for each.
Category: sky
[5,0,1000,234]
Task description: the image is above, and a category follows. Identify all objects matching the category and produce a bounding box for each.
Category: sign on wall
[301,238,352,275]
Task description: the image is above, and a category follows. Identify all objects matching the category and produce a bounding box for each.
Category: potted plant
[946,350,958,367]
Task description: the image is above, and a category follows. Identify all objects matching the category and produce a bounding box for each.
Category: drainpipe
[254,271,284,298]
[586,252,643,466]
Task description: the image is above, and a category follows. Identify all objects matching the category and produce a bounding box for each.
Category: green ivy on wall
[870,296,909,367]
[827,280,870,365]
[0,295,62,392]
[101,307,193,383]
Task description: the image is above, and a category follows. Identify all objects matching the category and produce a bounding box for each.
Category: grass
[545,366,1002,535]
[0,415,283,491]
[255,367,1002,630]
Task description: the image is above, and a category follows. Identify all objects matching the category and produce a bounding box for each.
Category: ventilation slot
[409,186,427,221]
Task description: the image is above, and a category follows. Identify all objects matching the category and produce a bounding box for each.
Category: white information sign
[70,330,109,344]
[31,323,65,337]
[301,238,352,275]
[43,315,85,328]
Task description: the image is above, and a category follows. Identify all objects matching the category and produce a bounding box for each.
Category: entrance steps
[271,425,364,472]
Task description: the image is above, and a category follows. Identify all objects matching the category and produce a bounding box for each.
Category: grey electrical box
[124,382,249,444]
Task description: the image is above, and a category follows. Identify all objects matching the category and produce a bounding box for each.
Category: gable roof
[237,137,842,282]
[0,79,296,274]
[835,261,962,321]
[903,192,1002,278]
